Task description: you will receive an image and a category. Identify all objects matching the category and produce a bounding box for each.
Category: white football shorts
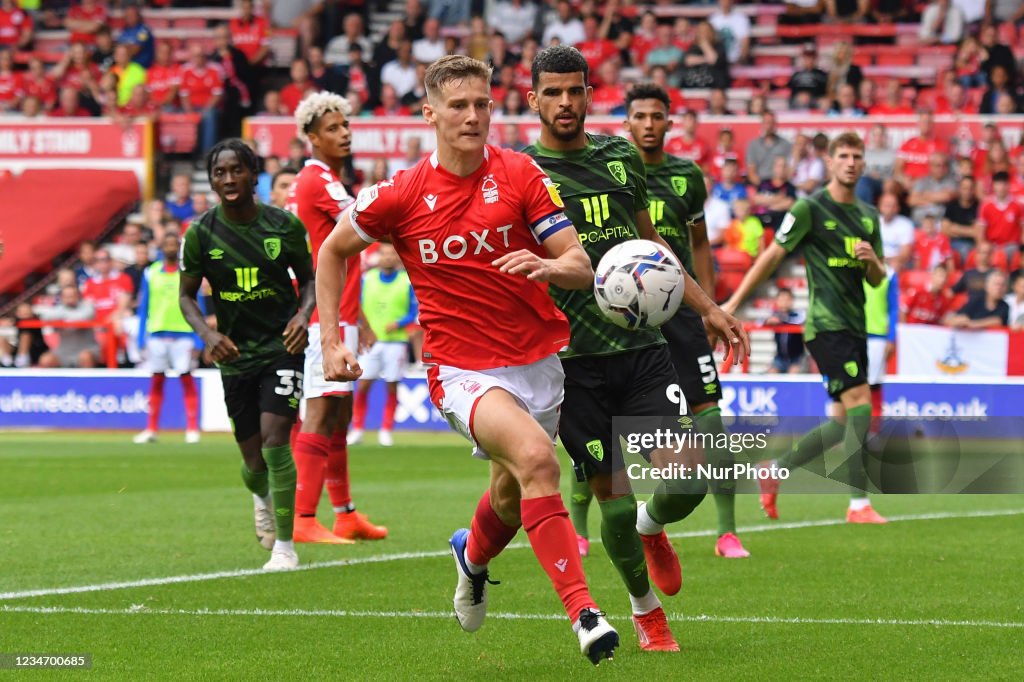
[866,336,887,387]
[358,341,409,383]
[427,354,563,460]
[304,322,359,398]
[146,335,196,375]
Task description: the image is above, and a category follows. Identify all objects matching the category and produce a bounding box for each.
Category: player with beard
[285,91,388,544]
[524,46,750,651]
[180,138,315,570]
[724,132,888,524]
[568,82,752,560]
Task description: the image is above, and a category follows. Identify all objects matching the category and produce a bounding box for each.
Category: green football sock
[696,406,736,535]
[262,444,297,542]
[569,478,593,539]
[779,418,846,471]
[240,463,269,499]
[844,404,873,498]
[598,494,650,597]
[646,475,707,526]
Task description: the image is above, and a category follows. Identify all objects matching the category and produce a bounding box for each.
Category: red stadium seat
[901,269,933,293]
[965,248,1009,271]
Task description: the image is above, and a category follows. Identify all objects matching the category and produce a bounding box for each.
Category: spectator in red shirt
[52,41,101,94]
[933,76,976,114]
[894,110,948,188]
[179,44,224,154]
[902,265,952,324]
[81,248,134,357]
[118,84,158,121]
[1010,153,1024,196]
[146,41,180,110]
[709,127,744,182]
[229,0,270,68]
[665,109,710,168]
[589,60,625,115]
[279,58,318,114]
[65,0,107,47]
[868,79,916,116]
[978,171,1024,260]
[577,13,618,78]
[0,0,32,50]
[372,82,410,116]
[49,86,92,117]
[0,48,22,113]
[21,56,55,110]
[913,215,954,271]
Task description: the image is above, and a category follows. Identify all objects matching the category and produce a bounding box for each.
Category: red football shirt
[912,231,953,270]
[82,272,134,322]
[979,198,1024,246]
[286,159,360,325]
[0,7,31,48]
[0,71,22,108]
[66,4,107,46]
[22,74,55,107]
[897,136,948,180]
[146,63,180,108]
[665,135,709,168]
[228,15,270,64]
[904,288,951,325]
[577,39,619,78]
[179,64,224,109]
[348,145,572,370]
[279,81,317,115]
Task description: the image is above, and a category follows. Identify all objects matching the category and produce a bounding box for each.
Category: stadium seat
[901,269,933,293]
[965,248,1009,271]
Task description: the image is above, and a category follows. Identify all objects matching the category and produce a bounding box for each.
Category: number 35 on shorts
[275,369,304,408]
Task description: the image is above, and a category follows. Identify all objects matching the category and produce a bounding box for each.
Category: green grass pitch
[1,431,1022,680]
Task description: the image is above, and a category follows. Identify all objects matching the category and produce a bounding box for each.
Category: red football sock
[352,386,369,429]
[146,373,166,431]
[466,490,520,566]
[382,390,398,430]
[326,429,352,509]
[521,494,597,621]
[180,373,199,431]
[293,432,329,516]
[870,385,883,436]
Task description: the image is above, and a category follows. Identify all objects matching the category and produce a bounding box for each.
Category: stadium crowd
[3,0,1024,370]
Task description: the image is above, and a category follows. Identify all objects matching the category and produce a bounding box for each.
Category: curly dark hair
[206,138,260,182]
[531,44,589,89]
[625,82,671,113]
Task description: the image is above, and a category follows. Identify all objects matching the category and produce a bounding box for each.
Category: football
[593,239,684,330]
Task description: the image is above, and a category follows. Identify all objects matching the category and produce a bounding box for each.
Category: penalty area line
[1,604,1021,630]
[0,508,1021,602]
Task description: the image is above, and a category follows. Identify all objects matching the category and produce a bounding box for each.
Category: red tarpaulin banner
[0,118,153,196]
[244,114,1024,163]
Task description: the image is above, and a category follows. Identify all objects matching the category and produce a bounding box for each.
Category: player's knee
[514,440,560,491]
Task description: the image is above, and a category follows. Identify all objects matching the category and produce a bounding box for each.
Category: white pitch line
[1,508,1021,602]
[2,605,1021,630]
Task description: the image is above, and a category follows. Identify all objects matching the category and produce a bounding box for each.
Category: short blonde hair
[423,55,492,101]
[294,91,352,141]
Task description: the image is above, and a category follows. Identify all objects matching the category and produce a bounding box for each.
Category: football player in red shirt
[316,55,620,665]
[285,91,387,544]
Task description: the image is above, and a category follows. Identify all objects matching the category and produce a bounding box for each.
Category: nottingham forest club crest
[607,161,627,185]
[264,237,281,260]
[671,176,688,196]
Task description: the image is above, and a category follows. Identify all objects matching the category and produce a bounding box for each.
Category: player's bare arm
[492,228,593,289]
[316,211,367,381]
[722,241,788,316]
[282,250,315,355]
[179,272,239,362]
[689,218,716,300]
[855,241,885,287]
